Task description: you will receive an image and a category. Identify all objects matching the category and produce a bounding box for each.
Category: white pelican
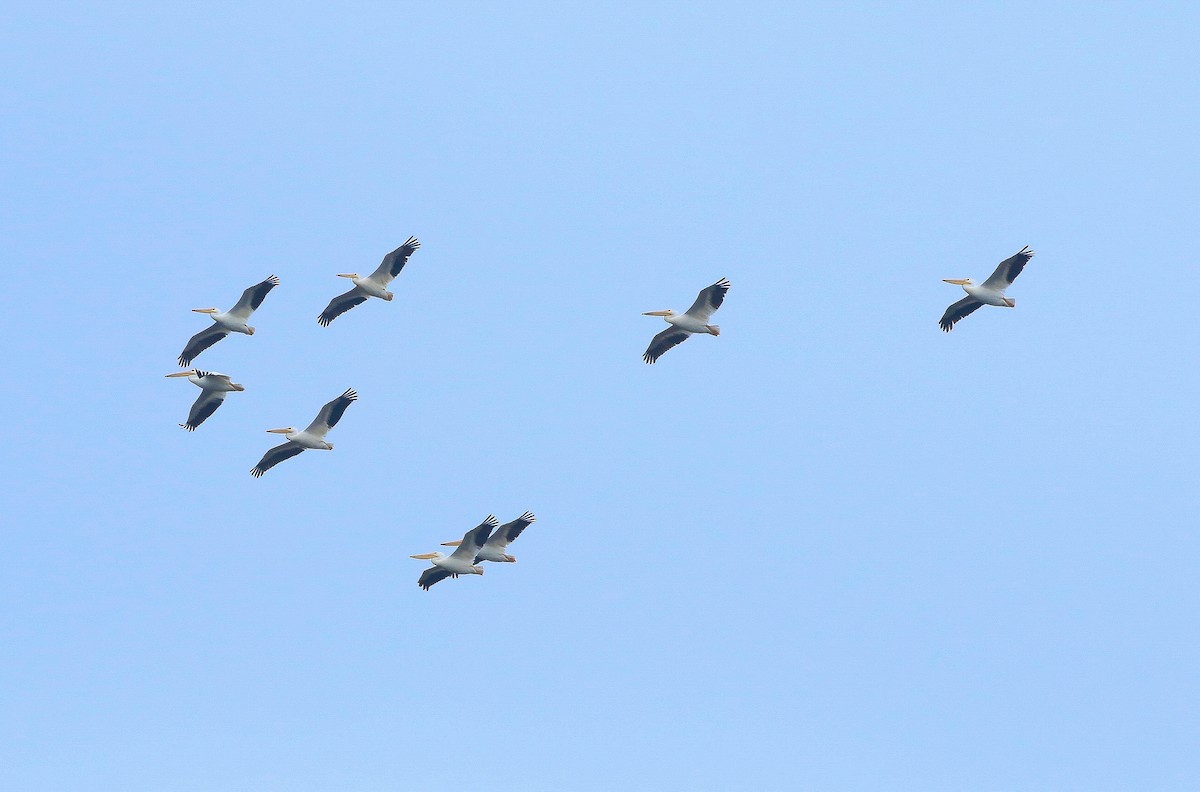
[317,237,421,326]
[250,388,357,478]
[165,369,245,431]
[939,246,1033,332]
[441,511,535,564]
[411,515,498,590]
[642,278,730,364]
[178,275,280,366]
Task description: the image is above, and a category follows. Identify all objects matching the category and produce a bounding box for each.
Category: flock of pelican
[167,242,420,471]
[167,240,1034,590]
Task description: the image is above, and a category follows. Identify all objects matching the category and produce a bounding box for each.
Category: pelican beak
[642,310,673,316]
[265,428,291,434]
[942,279,970,285]
[505,555,516,563]
[192,308,218,313]
[232,383,246,391]
[410,553,440,560]
[336,273,358,278]
[164,371,194,378]
[440,540,463,547]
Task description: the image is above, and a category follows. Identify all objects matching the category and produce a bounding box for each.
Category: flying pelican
[939,246,1034,332]
[250,389,357,478]
[642,278,730,364]
[411,515,498,590]
[441,511,535,564]
[178,275,280,366]
[165,369,245,431]
[318,237,421,326]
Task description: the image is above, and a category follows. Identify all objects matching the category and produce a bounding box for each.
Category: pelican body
[939,246,1033,332]
[642,278,730,364]
[318,237,420,326]
[250,389,357,477]
[165,369,245,431]
[178,275,280,366]
[411,515,498,590]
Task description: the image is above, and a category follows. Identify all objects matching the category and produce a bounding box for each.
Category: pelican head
[165,370,197,378]
[642,309,675,319]
[382,291,394,301]
[503,554,516,563]
[244,325,256,335]
[410,552,444,560]
[942,278,974,286]
[231,382,246,391]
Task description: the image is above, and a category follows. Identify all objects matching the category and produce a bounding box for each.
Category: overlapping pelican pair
[410,512,536,590]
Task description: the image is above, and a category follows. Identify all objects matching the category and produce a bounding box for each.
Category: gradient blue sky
[3,3,1198,790]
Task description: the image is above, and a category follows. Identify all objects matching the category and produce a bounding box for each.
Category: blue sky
[3,3,1198,790]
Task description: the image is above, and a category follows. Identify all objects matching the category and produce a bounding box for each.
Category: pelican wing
[367,236,421,284]
[643,327,691,364]
[450,515,498,562]
[177,324,229,367]
[228,275,280,320]
[981,246,1033,290]
[490,512,535,549]
[305,388,358,436]
[251,441,305,477]
[181,389,227,431]
[418,566,455,591]
[683,278,730,322]
[317,287,368,327]
[939,296,985,332]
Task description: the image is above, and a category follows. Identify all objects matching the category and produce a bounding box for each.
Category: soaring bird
[165,369,245,431]
[939,246,1033,332]
[178,275,280,366]
[441,511,535,564]
[410,515,498,590]
[318,237,420,326]
[250,389,357,478]
[642,278,730,364]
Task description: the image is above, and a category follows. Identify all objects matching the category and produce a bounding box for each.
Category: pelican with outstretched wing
[250,389,357,477]
[441,511,535,563]
[939,246,1033,332]
[642,278,730,364]
[318,237,420,326]
[411,515,498,590]
[165,369,245,431]
[178,275,279,366]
